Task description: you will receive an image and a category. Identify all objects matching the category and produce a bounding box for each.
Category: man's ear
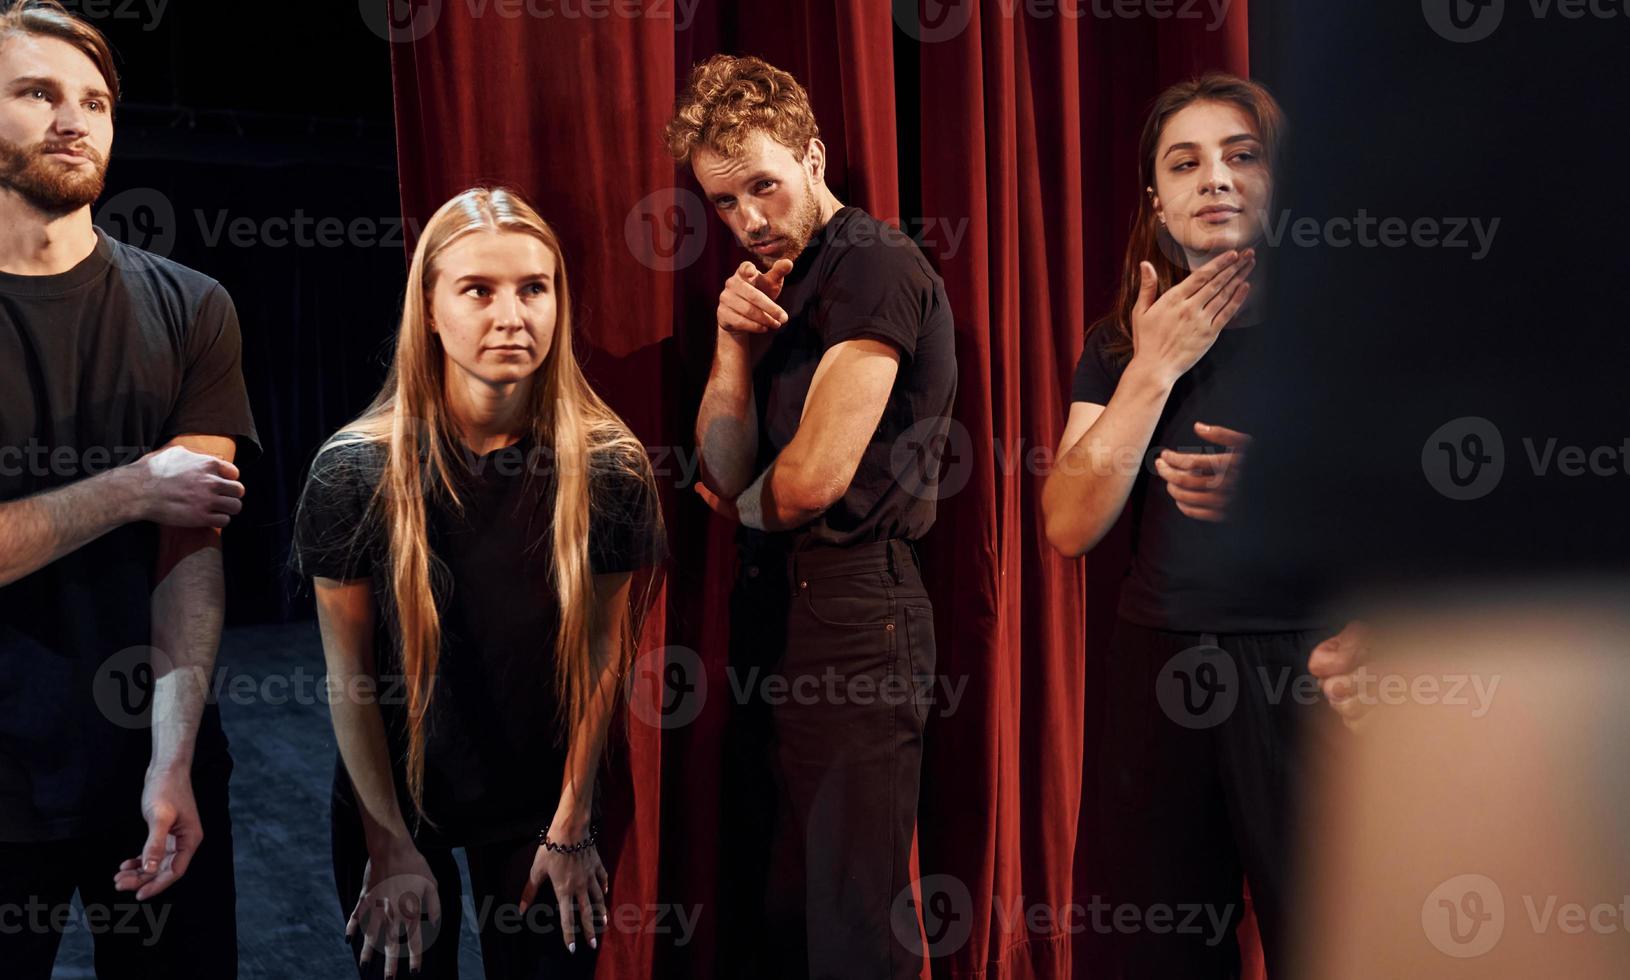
[805,137,827,184]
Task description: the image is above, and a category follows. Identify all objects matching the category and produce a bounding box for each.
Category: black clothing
[1085,619,1340,979]
[0,227,259,842]
[1070,324,1324,633]
[721,537,936,980]
[0,757,238,979]
[752,205,958,550]
[293,435,665,848]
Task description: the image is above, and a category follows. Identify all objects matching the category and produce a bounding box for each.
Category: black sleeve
[161,283,261,462]
[588,450,667,575]
[292,440,381,582]
[1069,325,1126,406]
[813,233,931,360]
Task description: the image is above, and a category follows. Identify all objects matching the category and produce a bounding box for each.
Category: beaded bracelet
[538,822,599,855]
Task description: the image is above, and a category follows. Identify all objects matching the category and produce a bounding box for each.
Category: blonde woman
[294,187,664,980]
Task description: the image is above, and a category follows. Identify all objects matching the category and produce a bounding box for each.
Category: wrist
[109,462,150,523]
[1124,355,1179,396]
[365,825,418,859]
[549,807,592,841]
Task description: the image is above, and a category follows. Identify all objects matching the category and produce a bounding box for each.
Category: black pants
[720,537,937,980]
[330,768,598,980]
[1087,619,1341,979]
[0,757,239,980]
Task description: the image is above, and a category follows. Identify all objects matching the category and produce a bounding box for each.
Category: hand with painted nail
[1155,421,1252,522]
[520,838,609,956]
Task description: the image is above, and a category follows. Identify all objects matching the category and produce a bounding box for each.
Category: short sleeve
[588,451,667,575]
[813,225,932,359]
[161,283,261,462]
[1069,325,1127,407]
[293,439,383,582]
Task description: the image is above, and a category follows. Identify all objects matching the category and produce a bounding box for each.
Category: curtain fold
[386,2,1250,975]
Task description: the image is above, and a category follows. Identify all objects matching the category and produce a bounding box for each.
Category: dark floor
[52,622,485,979]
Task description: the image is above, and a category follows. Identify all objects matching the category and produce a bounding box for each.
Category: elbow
[778,458,847,519]
[1041,478,1100,559]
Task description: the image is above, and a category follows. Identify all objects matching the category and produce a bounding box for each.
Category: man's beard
[0,134,108,214]
[751,178,824,268]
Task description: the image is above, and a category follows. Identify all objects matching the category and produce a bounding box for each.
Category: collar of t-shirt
[0,228,116,298]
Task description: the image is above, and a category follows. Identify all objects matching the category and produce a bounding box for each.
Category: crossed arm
[695,337,901,529]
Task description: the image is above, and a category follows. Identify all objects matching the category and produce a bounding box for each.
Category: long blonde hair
[312,187,659,818]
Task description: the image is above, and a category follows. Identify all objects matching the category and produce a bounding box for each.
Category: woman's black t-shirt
[1070,323,1327,634]
[293,434,665,847]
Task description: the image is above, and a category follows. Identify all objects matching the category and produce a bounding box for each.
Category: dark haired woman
[294,187,665,980]
[1041,74,1342,977]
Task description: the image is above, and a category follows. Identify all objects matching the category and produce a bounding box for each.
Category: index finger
[1175,249,1243,299]
[727,273,788,324]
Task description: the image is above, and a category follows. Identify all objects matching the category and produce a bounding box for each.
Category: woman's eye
[465,286,489,298]
[525,282,548,296]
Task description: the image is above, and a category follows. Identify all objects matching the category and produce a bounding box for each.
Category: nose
[1197,156,1232,197]
[492,290,526,331]
[739,204,769,240]
[53,102,91,141]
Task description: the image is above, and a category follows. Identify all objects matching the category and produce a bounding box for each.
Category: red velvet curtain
[387,2,1248,977]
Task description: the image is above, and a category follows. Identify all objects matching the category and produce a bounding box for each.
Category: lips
[750,237,784,253]
[1195,205,1241,219]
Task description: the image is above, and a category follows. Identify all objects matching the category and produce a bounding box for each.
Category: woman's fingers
[1175,249,1241,300]
[1209,278,1252,329]
[590,874,609,945]
[1197,253,1254,310]
[556,885,580,952]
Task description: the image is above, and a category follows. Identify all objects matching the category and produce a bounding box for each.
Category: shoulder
[308,433,388,489]
[104,235,235,327]
[822,208,939,288]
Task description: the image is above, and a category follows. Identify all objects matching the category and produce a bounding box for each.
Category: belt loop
[886,539,902,584]
[788,551,801,596]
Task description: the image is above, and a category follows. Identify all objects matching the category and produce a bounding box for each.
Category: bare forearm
[148,534,223,774]
[316,596,416,851]
[1043,359,1175,556]
[553,654,622,837]
[331,688,417,850]
[696,331,760,498]
[0,466,140,586]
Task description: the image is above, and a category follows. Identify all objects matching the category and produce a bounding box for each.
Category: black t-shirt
[751,205,958,550]
[1070,322,1324,633]
[0,229,260,842]
[293,434,666,847]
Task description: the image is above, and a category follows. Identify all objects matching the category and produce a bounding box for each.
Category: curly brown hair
[0,0,119,105]
[664,54,819,167]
